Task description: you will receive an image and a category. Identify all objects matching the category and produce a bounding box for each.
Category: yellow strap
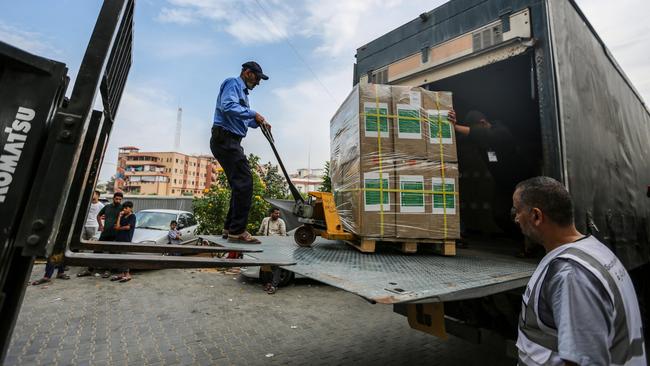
[374,85,385,236]
[341,187,457,195]
[358,88,455,236]
[435,93,449,238]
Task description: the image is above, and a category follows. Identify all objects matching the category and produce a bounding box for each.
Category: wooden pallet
[345,238,457,256]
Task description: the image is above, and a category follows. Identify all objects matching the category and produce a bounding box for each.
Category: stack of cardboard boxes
[330,83,459,241]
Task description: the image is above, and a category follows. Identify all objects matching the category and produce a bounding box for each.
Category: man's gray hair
[515,176,574,226]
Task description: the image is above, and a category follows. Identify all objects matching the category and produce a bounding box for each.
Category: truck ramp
[201,236,536,304]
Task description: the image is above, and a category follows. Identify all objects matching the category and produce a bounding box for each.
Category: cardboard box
[330,83,459,240]
[395,160,460,240]
[331,84,396,237]
[421,91,458,163]
[428,162,460,240]
[391,86,427,161]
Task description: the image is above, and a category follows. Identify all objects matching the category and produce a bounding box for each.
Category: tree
[261,161,289,198]
[192,154,288,235]
[105,176,116,193]
[318,161,332,192]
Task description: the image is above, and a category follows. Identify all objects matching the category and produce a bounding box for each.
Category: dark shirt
[115,213,136,242]
[467,121,531,192]
[98,203,122,237]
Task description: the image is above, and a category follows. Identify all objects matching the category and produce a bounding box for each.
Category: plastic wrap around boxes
[330,83,459,241]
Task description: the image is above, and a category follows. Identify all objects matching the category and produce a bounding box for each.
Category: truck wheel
[295,225,316,247]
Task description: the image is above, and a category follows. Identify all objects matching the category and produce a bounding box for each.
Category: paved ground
[5,264,513,366]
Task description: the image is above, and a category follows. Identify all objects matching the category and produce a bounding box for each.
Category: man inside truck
[449,109,534,251]
[512,176,646,366]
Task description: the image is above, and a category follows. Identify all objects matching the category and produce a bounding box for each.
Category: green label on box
[429,114,452,139]
[400,181,424,207]
[433,183,455,209]
[398,109,420,134]
[365,107,388,133]
[365,178,389,205]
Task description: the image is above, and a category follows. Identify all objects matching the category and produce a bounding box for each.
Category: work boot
[227,231,261,244]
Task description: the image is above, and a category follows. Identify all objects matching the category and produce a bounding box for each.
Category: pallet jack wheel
[295,225,316,247]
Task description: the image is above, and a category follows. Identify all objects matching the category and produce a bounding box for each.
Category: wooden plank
[434,240,456,256]
[346,239,376,253]
[401,242,418,254]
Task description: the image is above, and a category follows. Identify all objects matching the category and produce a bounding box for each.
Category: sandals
[221,229,229,240]
[77,270,92,277]
[101,271,111,278]
[31,278,51,286]
[56,273,70,280]
[227,231,261,244]
[111,274,132,282]
[266,286,277,295]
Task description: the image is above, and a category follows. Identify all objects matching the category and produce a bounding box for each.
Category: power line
[252,0,336,102]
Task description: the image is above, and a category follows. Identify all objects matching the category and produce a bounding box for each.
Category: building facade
[114,146,220,196]
[290,168,324,193]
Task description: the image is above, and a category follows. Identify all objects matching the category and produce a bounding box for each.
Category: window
[174,179,177,184]
[370,68,388,84]
[176,158,178,163]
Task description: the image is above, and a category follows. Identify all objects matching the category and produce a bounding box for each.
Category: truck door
[547,0,650,270]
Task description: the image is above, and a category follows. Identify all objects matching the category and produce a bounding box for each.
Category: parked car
[131,209,198,244]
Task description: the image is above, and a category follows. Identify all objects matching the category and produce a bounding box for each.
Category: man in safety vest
[512,176,646,365]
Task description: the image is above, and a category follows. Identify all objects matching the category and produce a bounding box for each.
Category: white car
[132,209,198,244]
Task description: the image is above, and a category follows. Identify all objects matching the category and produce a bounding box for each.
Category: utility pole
[174,106,182,151]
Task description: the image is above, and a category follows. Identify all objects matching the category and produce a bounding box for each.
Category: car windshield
[135,211,177,230]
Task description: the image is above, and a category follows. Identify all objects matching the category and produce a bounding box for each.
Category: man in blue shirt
[211,61,270,244]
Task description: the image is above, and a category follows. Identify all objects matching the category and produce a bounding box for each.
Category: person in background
[257,207,288,294]
[449,110,535,255]
[112,201,136,283]
[77,190,106,277]
[98,192,124,242]
[84,190,104,240]
[31,257,70,285]
[168,220,182,244]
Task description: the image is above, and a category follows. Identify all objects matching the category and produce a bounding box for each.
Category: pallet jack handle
[260,123,305,204]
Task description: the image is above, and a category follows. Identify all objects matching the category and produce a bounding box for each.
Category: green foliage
[192,154,289,235]
[318,161,332,192]
[261,162,289,198]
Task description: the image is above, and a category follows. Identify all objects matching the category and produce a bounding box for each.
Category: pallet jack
[259,125,355,247]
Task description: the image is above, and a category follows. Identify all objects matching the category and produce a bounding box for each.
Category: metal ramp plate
[201,236,536,304]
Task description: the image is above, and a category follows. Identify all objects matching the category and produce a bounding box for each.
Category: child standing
[113,201,136,282]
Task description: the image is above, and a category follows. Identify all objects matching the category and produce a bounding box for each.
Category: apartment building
[114,146,220,196]
[290,168,324,193]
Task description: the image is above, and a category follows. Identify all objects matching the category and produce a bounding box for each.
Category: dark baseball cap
[242,61,269,80]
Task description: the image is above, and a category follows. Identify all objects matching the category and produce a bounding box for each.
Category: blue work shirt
[213,76,259,137]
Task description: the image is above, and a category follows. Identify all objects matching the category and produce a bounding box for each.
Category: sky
[1,0,649,183]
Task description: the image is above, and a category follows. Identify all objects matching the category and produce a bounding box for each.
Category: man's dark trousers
[210,126,253,235]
